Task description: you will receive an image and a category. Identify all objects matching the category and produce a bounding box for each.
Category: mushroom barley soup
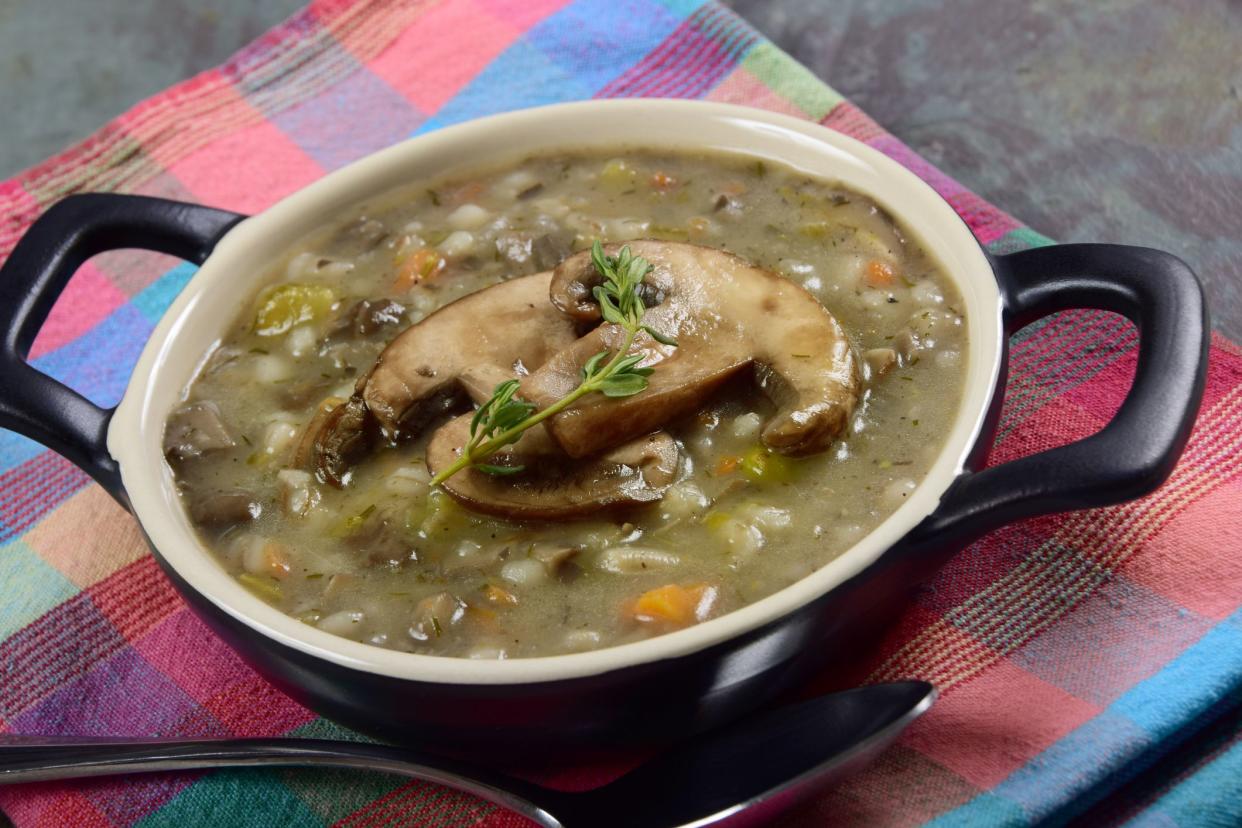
[166,149,968,658]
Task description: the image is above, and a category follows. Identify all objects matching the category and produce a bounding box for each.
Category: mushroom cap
[522,240,861,459]
[363,271,580,434]
[307,272,580,484]
[426,415,681,520]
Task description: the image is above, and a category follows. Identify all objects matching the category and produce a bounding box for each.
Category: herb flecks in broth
[163,150,968,659]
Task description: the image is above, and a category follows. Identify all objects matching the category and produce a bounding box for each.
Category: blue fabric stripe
[0,263,190,475]
[527,0,683,92]
[996,711,1152,823]
[130,262,198,324]
[929,609,1242,826]
[1127,740,1242,828]
[28,303,152,409]
[1126,810,1182,828]
[1111,612,1242,739]
[414,0,686,134]
[0,430,45,475]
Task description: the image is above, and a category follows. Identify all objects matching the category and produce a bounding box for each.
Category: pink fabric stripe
[27,263,129,359]
[869,135,970,200]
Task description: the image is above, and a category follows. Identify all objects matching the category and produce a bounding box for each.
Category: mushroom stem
[429,326,642,486]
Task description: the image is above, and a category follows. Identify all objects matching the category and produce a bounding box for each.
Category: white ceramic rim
[109,100,1003,685]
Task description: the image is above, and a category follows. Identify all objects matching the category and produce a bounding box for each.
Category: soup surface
[166,148,968,658]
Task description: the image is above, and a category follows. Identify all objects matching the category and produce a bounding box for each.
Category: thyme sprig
[429,241,674,485]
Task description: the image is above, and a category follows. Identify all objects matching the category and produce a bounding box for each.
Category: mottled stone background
[0,0,1237,337]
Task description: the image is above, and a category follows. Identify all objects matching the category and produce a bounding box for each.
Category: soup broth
[166,148,968,658]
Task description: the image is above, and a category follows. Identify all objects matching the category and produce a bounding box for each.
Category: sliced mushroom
[521,241,861,458]
[306,273,580,484]
[893,308,961,361]
[294,395,376,486]
[426,414,680,520]
[530,544,579,577]
[189,491,261,529]
[364,272,580,432]
[164,401,235,461]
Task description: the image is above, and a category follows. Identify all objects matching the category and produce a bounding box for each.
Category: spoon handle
[0,737,565,828]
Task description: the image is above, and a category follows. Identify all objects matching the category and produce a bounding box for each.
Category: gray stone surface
[726,0,1242,339]
[0,0,305,173]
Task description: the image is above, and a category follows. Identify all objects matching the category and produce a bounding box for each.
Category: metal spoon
[0,681,934,827]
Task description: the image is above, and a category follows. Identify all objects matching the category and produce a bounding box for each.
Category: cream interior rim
[109,100,1003,685]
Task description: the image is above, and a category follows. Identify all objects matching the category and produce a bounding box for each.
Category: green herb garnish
[430,241,676,485]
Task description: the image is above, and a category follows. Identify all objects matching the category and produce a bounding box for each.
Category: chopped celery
[238,572,283,604]
[740,445,801,485]
[599,159,637,190]
[254,283,337,336]
[331,503,376,538]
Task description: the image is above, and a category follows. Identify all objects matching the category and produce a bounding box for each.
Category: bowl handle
[916,243,1209,546]
[0,194,247,505]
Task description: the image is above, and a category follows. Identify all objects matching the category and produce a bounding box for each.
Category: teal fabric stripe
[131,262,199,324]
[1124,740,1242,828]
[1112,612,1242,738]
[136,770,321,827]
[985,226,1054,256]
[929,608,1242,827]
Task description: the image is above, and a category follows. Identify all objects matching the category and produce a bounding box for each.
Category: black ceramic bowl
[0,102,1208,757]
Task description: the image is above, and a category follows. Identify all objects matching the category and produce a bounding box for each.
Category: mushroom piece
[305,272,580,484]
[164,401,236,461]
[426,414,681,520]
[863,347,898,381]
[294,395,375,486]
[189,491,262,529]
[521,241,861,459]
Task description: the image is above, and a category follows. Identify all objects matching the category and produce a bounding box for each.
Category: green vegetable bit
[740,444,801,485]
[238,572,283,604]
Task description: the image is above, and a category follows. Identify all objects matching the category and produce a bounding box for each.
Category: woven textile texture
[1,1,1240,825]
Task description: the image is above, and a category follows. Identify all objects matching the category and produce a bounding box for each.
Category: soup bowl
[0,101,1208,755]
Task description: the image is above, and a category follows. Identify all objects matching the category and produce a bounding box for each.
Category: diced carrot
[864,259,896,288]
[393,248,444,292]
[628,583,717,628]
[483,584,518,606]
[714,455,740,476]
[650,171,678,191]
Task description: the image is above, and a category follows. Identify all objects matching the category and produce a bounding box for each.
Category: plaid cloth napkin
[2,1,1239,825]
